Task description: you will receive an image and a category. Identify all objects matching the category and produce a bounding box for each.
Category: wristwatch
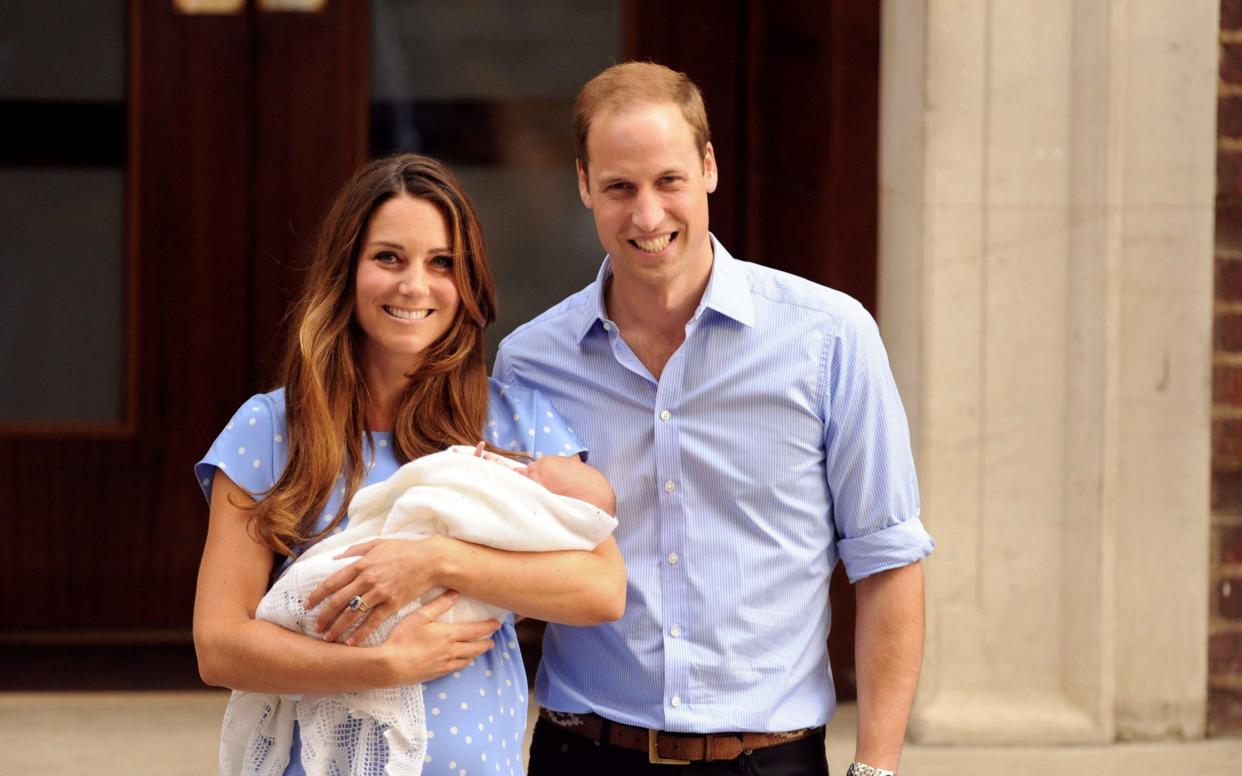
[846,763,895,776]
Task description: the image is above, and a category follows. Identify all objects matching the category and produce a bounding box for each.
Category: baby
[513,448,616,513]
[220,445,617,776]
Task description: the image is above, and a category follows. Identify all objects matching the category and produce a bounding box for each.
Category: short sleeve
[486,379,586,460]
[821,305,933,582]
[194,393,285,505]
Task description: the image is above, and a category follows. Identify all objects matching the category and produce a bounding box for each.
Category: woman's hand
[379,590,500,684]
[306,536,449,644]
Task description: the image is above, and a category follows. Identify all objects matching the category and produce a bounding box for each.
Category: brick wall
[1212,0,1242,737]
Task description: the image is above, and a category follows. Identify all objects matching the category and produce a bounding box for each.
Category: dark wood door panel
[743,0,879,311]
[252,2,370,386]
[0,1,254,630]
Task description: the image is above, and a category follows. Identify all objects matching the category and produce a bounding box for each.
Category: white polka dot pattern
[194,380,585,773]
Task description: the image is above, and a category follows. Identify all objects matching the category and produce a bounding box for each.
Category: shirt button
[667,552,679,565]
[659,410,672,422]
[671,694,682,708]
[602,321,613,331]
[663,480,676,493]
[670,625,681,638]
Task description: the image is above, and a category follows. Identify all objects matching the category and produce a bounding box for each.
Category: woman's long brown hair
[251,154,497,556]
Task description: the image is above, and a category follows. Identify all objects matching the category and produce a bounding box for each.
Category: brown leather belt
[539,708,821,765]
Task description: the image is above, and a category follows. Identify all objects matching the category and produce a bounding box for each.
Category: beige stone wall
[880,0,1218,743]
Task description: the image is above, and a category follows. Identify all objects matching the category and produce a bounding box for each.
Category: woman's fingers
[383,602,500,682]
[414,590,460,622]
[456,634,497,661]
[306,561,361,612]
[335,539,380,560]
[453,619,503,642]
[344,598,398,646]
[321,582,388,642]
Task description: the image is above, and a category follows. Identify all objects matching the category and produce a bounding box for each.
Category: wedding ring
[348,595,372,613]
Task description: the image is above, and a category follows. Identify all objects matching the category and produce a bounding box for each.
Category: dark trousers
[527,716,830,776]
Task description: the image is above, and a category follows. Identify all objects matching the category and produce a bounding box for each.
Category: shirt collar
[574,233,755,345]
[697,235,756,327]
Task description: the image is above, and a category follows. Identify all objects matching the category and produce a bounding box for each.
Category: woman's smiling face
[353,193,461,375]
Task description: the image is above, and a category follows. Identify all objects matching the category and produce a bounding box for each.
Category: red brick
[1209,684,1242,735]
[1217,364,1242,406]
[1219,255,1242,303]
[1217,312,1242,352]
[1210,631,1242,675]
[1214,470,1242,514]
[1221,151,1242,198]
[1216,575,1242,619]
[1225,42,1242,85]
[1221,524,1242,564]
[1225,0,1242,32]
[1221,202,1242,253]
[1214,418,1242,459]
[1223,95,1242,139]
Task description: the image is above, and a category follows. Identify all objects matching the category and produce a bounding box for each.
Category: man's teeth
[384,306,431,320]
[633,234,672,252]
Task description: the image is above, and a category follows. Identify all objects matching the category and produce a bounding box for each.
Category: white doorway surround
[879,0,1219,743]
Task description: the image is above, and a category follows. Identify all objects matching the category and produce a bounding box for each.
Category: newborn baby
[220,445,617,776]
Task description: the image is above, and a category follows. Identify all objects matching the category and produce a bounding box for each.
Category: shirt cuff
[838,516,934,583]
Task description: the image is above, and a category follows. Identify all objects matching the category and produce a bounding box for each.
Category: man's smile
[630,232,677,253]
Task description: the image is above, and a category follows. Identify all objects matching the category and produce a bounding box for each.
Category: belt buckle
[647,729,691,765]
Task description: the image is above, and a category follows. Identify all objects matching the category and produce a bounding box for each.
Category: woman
[193,154,625,776]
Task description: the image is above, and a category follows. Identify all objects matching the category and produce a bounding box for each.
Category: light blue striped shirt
[494,236,933,734]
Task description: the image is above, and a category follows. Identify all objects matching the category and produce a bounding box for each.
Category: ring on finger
[348,594,372,613]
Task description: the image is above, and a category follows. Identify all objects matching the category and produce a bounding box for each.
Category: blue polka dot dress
[195,380,586,776]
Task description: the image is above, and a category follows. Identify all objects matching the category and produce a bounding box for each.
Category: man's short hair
[574,61,711,174]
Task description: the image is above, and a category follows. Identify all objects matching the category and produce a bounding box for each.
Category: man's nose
[631,189,664,232]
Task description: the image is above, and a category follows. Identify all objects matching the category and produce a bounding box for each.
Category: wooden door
[0,0,366,686]
[0,1,879,697]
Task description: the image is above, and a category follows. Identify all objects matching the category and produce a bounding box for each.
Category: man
[494,62,933,776]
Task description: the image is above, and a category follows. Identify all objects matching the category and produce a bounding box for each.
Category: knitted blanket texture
[218,447,617,776]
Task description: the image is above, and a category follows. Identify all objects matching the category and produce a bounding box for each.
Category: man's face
[577,102,717,293]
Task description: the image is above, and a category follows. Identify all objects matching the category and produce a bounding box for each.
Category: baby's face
[521,456,574,491]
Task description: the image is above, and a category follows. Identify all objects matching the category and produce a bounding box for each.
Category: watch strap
[846,763,896,776]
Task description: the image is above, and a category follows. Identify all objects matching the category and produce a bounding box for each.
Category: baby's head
[523,456,616,516]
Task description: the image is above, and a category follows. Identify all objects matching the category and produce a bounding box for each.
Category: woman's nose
[397,267,428,296]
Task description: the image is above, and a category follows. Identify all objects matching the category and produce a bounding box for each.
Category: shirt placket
[654,320,694,728]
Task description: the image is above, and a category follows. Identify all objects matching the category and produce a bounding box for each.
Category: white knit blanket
[219,446,617,776]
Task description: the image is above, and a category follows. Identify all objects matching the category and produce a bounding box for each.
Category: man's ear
[703,142,719,194]
[576,159,593,208]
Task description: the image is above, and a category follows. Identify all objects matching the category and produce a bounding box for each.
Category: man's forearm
[852,560,925,771]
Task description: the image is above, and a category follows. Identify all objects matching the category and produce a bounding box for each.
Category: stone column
[879,0,1219,743]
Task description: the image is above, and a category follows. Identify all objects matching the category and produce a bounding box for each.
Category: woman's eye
[430,255,454,269]
[374,251,400,265]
